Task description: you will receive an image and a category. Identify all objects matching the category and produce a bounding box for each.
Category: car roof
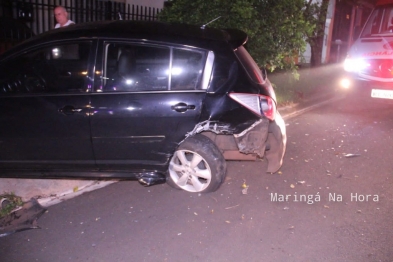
[2,20,248,58]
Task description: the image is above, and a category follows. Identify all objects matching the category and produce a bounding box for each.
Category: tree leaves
[159,0,319,70]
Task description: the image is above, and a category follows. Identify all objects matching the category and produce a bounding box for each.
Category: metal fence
[0,0,162,53]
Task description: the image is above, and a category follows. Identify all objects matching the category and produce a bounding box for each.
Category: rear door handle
[59,105,83,115]
[171,103,196,113]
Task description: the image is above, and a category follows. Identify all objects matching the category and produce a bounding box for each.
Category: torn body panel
[233,119,268,156]
[185,113,286,173]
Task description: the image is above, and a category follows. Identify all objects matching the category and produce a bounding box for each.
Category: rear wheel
[167,134,226,193]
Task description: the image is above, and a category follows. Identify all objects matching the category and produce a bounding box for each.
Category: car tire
[167,134,226,193]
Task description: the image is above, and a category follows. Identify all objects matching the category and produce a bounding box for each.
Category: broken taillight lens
[229,93,276,121]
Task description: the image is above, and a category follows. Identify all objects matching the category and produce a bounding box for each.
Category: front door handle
[171,103,196,113]
[59,105,83,115]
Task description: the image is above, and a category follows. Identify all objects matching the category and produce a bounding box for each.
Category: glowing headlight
[344,57,369,72]
[339,78,351,89]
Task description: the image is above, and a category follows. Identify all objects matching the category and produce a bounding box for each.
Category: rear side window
[102,43,170,92]
[99,42,205,92]
[0,42,92,94]
[171,49,204,90]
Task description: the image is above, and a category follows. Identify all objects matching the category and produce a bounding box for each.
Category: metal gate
[0,0,162,53]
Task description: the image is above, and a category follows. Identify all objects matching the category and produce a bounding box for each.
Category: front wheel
[167,134,226,193]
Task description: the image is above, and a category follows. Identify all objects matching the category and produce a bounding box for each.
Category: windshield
[361,4,393,37]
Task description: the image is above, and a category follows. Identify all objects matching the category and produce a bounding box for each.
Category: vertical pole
[348,5,356,48]
[324,0,336,63]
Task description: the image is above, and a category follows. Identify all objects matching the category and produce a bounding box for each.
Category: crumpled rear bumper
[265,112,286,173]
[234,111,286,173]
[190,112,286,173]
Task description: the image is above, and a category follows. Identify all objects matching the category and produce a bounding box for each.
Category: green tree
[251,0,313,70]
[159,0,314,70]
[303,0,330,67]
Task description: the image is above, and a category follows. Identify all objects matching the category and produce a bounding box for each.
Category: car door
[90,41,208,171]
[0,40,96,172]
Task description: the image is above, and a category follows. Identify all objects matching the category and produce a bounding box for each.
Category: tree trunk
[310,36,324,67]
[309,0,329,67]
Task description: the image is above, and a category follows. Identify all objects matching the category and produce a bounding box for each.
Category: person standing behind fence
[54,6,75,28]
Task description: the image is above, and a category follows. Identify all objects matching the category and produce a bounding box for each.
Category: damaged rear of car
[167,27,286,192]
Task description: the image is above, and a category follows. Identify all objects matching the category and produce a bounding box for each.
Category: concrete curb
[36,180,117,208]
[0,178,117,207]
[280,94,344,120]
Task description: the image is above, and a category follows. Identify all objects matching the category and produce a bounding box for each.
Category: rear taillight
[229,93,276,121]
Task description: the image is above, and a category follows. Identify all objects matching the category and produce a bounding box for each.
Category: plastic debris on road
[344,153,361,158]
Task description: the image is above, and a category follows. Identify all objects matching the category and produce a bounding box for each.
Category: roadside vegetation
[159,0,331,105]
[0,193,23,219]
[269,63,342,106]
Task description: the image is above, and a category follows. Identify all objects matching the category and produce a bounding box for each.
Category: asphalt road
[1,96,392,262]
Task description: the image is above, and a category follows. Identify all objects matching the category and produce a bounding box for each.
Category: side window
[362,8,384,37]
[100,43,206,92]
[383,7,393,32]
[102,43,170,92]
[171,49,204,90]
[0,42,92,94]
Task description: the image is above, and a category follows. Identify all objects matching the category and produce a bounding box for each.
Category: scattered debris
[242,186,249,195]
[344,153,361,158]
[290,184,295,188]
[297,181,306,184]
[241,179,248,188]
[225,205,240,210]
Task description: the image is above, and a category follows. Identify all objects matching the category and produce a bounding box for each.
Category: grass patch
[0,193,24,219]
[269,63,342,107]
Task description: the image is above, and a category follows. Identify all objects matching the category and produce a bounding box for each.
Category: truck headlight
[344,57,369,72]
[339,78,351,89]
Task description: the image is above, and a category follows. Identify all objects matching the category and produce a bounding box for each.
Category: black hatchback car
[0,20,286,193]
